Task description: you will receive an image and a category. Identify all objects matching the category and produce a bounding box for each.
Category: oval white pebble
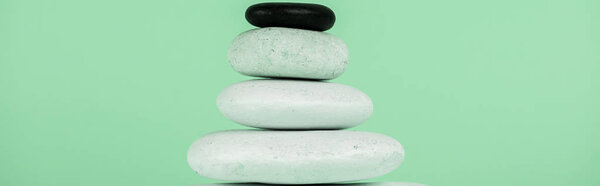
[187,130,405,184]
[217,79,373,130]
[228,27,349,80]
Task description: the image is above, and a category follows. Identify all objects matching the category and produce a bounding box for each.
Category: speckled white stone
[197,182,427,186]
[187,130,404,184]
[228,27,349,80]
[217,79,373,130]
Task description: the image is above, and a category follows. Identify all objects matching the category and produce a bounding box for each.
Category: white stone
[227,27,349,80]
[217,79,373,130]
[187,130,404,184]
[197,182,427,186]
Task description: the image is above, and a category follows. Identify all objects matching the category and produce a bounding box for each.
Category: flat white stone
[188,130,404,184]
[228,27,349,80]
[197,182,427,186]
[217,79,373,130]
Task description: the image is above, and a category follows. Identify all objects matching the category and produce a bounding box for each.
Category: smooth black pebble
[245,2,336,31]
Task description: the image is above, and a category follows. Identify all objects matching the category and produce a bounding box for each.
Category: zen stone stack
[188,2,419,185]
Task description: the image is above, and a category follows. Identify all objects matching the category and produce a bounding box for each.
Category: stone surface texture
[245,2,336,31]
[228,27,349,80]
[187,130,405,184]
[217,79,373,130]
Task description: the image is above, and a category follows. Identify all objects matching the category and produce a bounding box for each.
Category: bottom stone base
[196,182,427,186]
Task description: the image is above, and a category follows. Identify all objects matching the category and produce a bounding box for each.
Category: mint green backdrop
[1,0,598,185]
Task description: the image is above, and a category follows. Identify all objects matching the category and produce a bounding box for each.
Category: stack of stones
[188,3,423,185]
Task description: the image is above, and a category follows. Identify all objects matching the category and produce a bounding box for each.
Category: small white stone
[187,130,404,184]
[228,27,349,80]
[217,79,373,130]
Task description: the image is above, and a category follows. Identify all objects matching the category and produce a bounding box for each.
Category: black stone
[245,3,336,31]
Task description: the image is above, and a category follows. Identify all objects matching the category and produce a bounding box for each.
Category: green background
[1,0,598,185]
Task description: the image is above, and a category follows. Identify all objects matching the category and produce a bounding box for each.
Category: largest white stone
[228,27,349,80]
[217,79,373,130]
[197,182,426,186]
[187,130,404,184]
